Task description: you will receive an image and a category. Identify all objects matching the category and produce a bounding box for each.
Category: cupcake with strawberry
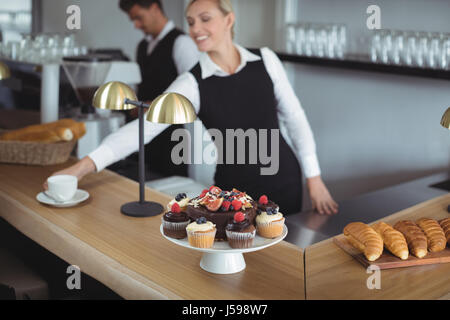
[226,212,256,249]
[162,203,191,239]
[256,195,285,239]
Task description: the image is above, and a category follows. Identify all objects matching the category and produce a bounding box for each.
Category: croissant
[344,222,383,261]
[394,221,427,258]
[417,218,446,252]
[439,218,450,245]
[373,222,409,260]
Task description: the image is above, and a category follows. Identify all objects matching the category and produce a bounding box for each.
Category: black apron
[190,49,303,214]
[134,28,188,178]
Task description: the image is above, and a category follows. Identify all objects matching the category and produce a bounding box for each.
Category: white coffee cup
[46,175,78,202]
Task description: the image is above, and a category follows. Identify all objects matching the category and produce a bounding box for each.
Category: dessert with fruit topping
[256,200,285,239]
[226,212,257,249]
[186,217,217,248]
[167,193,190,211]
[186,186,258,240]
[162,203,191,239]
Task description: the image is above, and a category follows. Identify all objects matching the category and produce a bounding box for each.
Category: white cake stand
[160,225,288,274]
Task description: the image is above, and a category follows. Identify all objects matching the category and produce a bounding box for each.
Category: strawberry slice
[199,189,208,198]
[206,197,224,212]
[209,186,222,195]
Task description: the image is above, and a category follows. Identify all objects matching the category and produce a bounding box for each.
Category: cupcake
[226,212,256,249]
[256,207,285,239]
[186,217,216,248]
[162,203,190,239]
[167,193,190,211]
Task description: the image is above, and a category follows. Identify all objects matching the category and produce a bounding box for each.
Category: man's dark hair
[119,0,164,13]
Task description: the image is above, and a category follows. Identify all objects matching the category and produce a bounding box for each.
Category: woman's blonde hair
[186,0,235,38]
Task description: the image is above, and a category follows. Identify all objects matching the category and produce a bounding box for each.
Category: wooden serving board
[334,234,450,270]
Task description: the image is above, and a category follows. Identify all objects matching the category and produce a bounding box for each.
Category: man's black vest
[135,28,188,178]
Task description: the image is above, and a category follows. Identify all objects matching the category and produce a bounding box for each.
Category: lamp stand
[120,100,164,217]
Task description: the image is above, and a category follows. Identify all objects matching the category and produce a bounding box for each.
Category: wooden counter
[0,162,304,300]
[305,194,450,300]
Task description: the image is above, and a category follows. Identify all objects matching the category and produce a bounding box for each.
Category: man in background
[117,0,199,180]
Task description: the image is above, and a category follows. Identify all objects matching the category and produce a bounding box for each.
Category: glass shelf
[276,52,450,81]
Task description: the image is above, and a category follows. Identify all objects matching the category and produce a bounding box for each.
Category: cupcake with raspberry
[162,203,190,239]
[186,217,216,248]
[226,212,256,249]
[167,193,190,211]
[256,206,285,239]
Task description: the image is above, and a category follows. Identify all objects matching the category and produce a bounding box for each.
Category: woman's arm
[261,47,338,215]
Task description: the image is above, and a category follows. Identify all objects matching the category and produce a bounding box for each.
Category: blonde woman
[47,0,338,215]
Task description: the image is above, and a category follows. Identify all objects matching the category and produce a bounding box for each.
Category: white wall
[41,0,186,61]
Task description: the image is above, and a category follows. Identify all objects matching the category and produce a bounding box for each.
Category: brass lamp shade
[92,81,137,110]
[147,93,197,124]
[0,62,11,80]
[441,107,450,130]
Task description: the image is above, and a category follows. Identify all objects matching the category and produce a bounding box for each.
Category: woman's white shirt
[89,44,321,178]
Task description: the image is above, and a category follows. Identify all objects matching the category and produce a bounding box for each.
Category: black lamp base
[120,201,164,218]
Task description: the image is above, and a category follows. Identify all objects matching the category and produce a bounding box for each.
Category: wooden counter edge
[0,190,183,300]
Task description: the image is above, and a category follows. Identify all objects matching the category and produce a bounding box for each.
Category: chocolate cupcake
[162,203,190,239]
[225,212,256,249]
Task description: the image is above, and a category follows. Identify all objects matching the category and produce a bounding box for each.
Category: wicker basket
[0,129,77,166]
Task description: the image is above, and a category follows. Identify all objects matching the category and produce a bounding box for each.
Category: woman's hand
[306,175,339,215]
[43,156,97,190]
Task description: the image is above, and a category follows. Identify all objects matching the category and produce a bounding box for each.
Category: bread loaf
[416,218,446,253]
[0,119,85,142]
[344,222,384,261]
[394,220,428,258]
[373,222,409,260]
[439,218,450,246]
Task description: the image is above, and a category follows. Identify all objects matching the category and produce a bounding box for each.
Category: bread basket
[0,129,76,166]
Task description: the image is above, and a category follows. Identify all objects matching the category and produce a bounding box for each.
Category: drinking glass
[295,23,306,56]
[285,24,296,54]
[305,23,315,57]
[370,30,381,63]
[336,24,347,59]
[327,25,338,59]
[390,31,403,65]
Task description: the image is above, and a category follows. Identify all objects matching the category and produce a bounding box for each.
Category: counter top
[285,172,449,248]
[0,161,304,300]
[304,194,450,300]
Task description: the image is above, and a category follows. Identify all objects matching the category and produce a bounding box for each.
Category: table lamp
[93,81,197,217]
[0,61,11,80]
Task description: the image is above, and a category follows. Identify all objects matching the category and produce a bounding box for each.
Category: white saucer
[36,189,90,208]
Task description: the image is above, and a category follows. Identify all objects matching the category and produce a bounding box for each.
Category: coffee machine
[62,54,141,158]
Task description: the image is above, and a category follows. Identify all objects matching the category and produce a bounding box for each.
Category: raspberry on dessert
[259,195,269,205]
[171,203,181,214]
[231,200,242,211]
[234,212,245,223]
